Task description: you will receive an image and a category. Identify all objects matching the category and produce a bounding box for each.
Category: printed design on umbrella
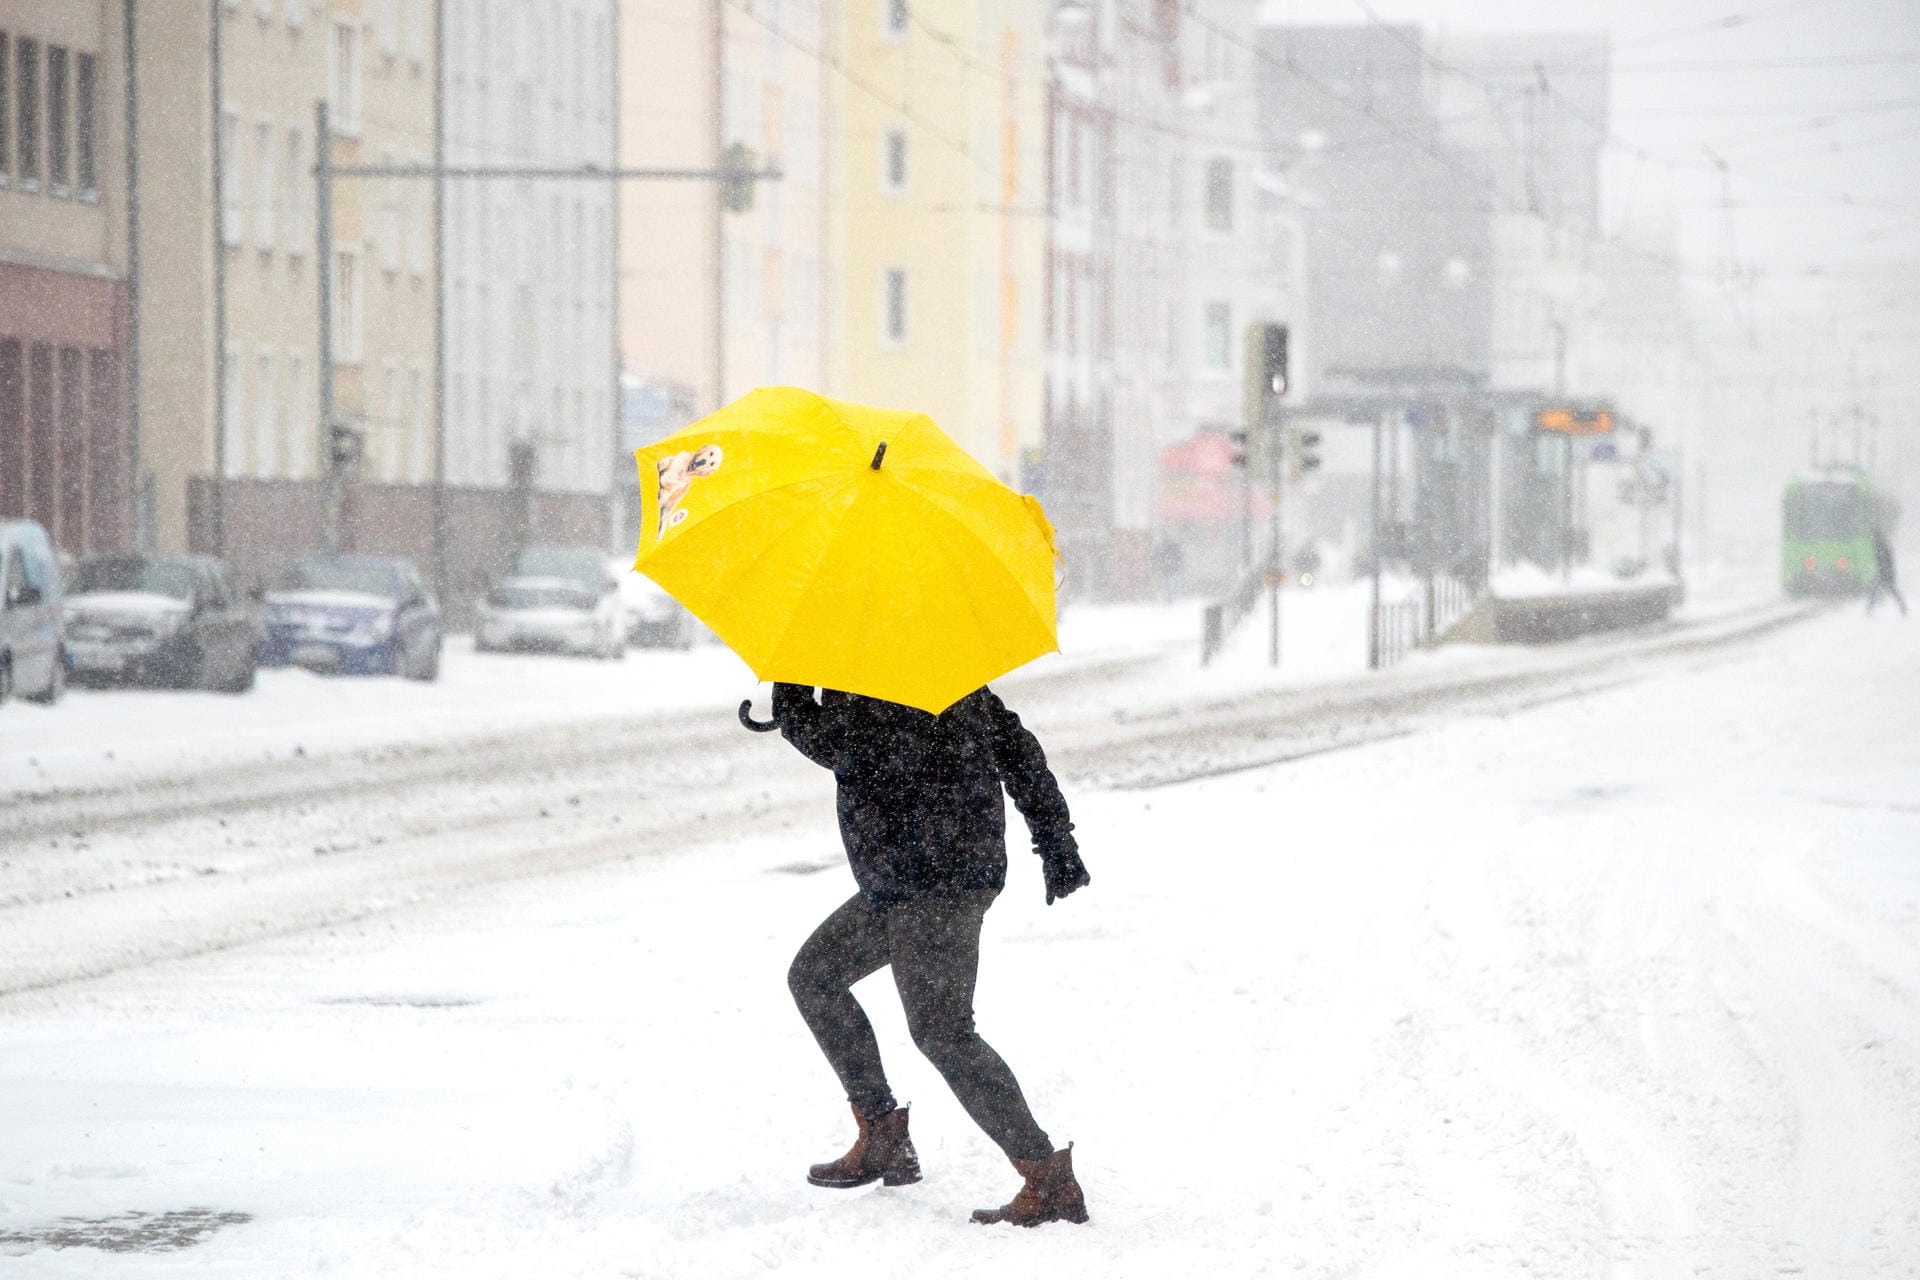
[656,444,724,535]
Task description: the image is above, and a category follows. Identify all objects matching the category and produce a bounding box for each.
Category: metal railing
[1428,574,1476,640]
[1200,545,1279,665]
[1372,574,1481,670]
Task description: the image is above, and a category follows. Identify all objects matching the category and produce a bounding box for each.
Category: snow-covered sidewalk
[2,604,1914,1277]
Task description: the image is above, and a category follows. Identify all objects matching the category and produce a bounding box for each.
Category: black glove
[772,683,816,723]
[1037,836,1090,906]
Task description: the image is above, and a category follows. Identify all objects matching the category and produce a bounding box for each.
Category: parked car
[258,555,442,680]
[474,545,624,658]
[0,520,66,706]
[614,559,695,649]
[477,577,626,658]
[63,553,258,692]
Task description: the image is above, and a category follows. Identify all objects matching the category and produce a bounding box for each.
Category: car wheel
[0,658,12,707]
[174,643,209,691]
[408,636,441,682]
[26,650,66,704]
[222,657,257,694]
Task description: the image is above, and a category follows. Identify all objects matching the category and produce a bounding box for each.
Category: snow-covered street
[2,602,1916,1277]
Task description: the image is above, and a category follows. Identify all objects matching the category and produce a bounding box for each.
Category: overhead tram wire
[1196,3,1704,284]
[717,0,989,193]
[1604,0,1848,55]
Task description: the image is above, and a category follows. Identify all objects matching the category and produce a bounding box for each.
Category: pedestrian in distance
[757,681,1093,1228]
[1152,537,1184,604]
[1868,527,1907,617]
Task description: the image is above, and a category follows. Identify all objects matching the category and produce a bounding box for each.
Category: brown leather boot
[970,1144,1089,1226]
[806,1104,922,1188]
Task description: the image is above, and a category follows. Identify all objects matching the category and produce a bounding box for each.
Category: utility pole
[710,0,726,408]
[316,100,338,553]
[311,109,779,562]
[1368,410,1383,670]
[1267,396,1282,668]
[431,0,448,602]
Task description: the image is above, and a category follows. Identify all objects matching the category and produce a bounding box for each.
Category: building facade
[615,0,838,515]
[827,0,1047,483]
[1040,0,1288,598]
[442,0,618,592]
[0,0,133,557]
[111,0,440,586]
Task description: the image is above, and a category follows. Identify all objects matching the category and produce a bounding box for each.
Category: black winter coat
[774,684,1076,904]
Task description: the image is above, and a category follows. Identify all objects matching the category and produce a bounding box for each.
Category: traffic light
[1290,426,1322,478]
[327,421,363,470]
[720,142,757,214]
[1242,322,1289,437]
[1228,428,1250,470]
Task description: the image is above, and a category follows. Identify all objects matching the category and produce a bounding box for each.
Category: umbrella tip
[871,441,887,470]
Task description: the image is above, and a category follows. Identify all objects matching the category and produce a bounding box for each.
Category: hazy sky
[1257,0,1920,329]
[1257,0,1918,534]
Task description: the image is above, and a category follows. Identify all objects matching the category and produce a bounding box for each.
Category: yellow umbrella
[631,386,1060,715]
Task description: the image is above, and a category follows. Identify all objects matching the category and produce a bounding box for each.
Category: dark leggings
[787,889,1054,1162]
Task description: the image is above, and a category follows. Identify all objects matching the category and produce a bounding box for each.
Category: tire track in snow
[0,601,1817,1000]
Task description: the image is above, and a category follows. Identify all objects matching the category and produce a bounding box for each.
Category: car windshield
[71,558,198,601]
[512,547,602,591]
[489,583,596,611]
[1785,484,1862,540]
[280,560,402,600]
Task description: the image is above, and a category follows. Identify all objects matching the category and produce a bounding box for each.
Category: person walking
[766,681,1092,1228]
[1869,527,1907,616]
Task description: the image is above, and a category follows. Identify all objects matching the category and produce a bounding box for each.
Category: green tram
[1782,469,1892,596]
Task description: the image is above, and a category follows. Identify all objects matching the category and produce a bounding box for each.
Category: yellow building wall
[831,0,1044,485]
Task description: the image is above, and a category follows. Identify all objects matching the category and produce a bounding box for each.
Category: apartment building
[616,0,837,548]
[123,0,437,580]
[828,0,1047,482]
[0,0,132,556]
[1041,0,1288,597]
[443,0,618,581]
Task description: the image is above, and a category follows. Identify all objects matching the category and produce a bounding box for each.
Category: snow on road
[1,600,1914,1277]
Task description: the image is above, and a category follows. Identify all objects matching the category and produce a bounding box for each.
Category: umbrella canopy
[631,387,1059,714]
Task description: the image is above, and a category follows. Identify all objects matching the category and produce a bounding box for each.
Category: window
[332,249,362,361]
[378,0,399,58]
[884,0,909,38]
[255,119,276,251]
[572,12,586,122]
[222,344,245,477]
[1,34,10,185]
[287,0,304,32]
[75,53,95,197]
[408,364,425,481]
[256,349,278,475]
[220,108,243,246]
[883,268,907,346]
[1205,157,1233,233]
[407,161,427,276]
[329,21,360,136]
[592,16,608,115]
[1066,119,1081,208]
[377,151,399,273]
[286,350,306,476]
[255,0,274,20]
[883,128,906,193]
[406,0,428,64]
[1204,301,1231,371]
[46,46,67,193]
[285,126,307,254]
[17,37,38,186]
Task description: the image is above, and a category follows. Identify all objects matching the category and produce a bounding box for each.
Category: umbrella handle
[738,698,780,733]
